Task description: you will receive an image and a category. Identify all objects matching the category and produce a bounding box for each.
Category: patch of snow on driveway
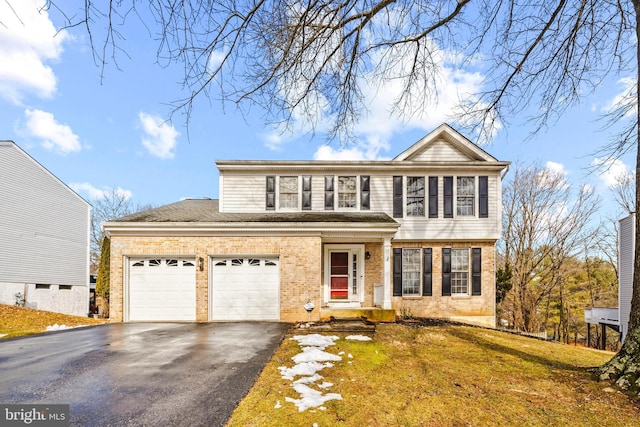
[45,324,75,331]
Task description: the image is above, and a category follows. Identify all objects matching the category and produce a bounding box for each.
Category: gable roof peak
[393,123,498,163]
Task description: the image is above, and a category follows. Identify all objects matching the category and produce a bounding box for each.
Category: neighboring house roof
[115,199,397,224]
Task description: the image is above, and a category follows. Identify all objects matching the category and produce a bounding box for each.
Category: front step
[319,308,396,323]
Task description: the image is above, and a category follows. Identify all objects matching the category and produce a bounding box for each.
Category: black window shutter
[361,176,370,210]
[302,176,312,210]
[428,176,438,218]
[443,176,453,218]
[472,247,482,295]
[393,248,403,296]
[478,176,488,218]
[266,176,275,210]
[324,176,334,210]
[393,176,403,218]
[423,248,432,296]
[442,248,451,296]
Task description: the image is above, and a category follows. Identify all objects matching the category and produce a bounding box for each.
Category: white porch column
[382,237,392,309]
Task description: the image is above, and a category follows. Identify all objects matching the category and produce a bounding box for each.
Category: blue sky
[0,1,635,222]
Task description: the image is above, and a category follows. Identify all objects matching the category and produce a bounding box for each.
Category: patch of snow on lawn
[285,383,343,412]
[292,334,339,349]
[292,347,342,364]
[345,335,372,341]
[45,324,75,331]
[278,334,343,412]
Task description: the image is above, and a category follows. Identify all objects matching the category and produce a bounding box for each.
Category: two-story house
[103,124,509,326]
[0,140,91,317]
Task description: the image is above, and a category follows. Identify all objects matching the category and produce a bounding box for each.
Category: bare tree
[610,170,636,215]
[31,0,640,393]
[500,164,600,333]
[90,188,151,273]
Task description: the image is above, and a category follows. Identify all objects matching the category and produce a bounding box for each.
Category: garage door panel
[211,257,280,321]
[128,258,196,322]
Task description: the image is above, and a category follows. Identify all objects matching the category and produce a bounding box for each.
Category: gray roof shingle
[114,199,397,224]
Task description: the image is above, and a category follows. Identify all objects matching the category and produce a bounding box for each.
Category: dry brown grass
[0,304,106,339]
[228,323,640,426]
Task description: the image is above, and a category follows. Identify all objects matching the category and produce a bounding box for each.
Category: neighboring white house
[0,141,91,316]
[584,213,634,345]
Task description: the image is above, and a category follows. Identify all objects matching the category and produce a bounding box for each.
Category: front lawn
[0,304,106,339]
[228,323,639,426]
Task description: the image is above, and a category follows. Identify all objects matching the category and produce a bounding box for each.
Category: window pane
[279,176,298,208]
[407,177,425,217]
[402,248,421,295]
[338,176,356,208]
[451,249,469,294]
[457,177,475,216]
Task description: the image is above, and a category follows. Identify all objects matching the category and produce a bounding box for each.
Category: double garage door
[127,257,279,321]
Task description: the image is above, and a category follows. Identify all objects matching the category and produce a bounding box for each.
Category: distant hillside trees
[497,164,616,344]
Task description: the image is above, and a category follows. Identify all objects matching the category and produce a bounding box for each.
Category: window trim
[278,176,299,210]
[406,176,425,217]
[451,248,470,296]
[337,175,357,209]
[456,176,475,216]
[401,248,422,296]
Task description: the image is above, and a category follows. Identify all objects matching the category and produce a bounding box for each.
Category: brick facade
[109,235,322,322]
[390,241,496,328]
[110,235,495,326]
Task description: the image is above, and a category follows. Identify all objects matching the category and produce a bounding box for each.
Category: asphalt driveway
[0,322,290,426]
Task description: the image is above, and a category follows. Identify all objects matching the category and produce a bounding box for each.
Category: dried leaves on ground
[228,323,640,427]
[0,304,106,339]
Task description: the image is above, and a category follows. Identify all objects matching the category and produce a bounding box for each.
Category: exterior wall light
[198,257,204,271]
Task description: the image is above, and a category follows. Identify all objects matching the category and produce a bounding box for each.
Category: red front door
[330,252,349,300]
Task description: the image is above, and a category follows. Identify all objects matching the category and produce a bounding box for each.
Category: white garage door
[211,257,279,321]
[128,258,196,321]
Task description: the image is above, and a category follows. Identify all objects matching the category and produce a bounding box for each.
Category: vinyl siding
[407,140,472,162]
[220,174,267,211]
[618,214,634,341]
[220,170,502,240]
[0,143,90,286]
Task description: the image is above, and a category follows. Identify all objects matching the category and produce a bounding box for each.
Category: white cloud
[266,25,489,158]
[593,157,632,187]
[0,0,68,104]
[545,161,567,176]
[602,77,636,118]
[23,109,81,154]
[313,135,391,160]
[138,112,179,159]
[70,183,132,200]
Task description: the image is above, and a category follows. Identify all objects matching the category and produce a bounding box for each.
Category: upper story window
[279,176,298,209]
[456,177,475,216]
[338,176,356,208]
[406,177,425,217]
